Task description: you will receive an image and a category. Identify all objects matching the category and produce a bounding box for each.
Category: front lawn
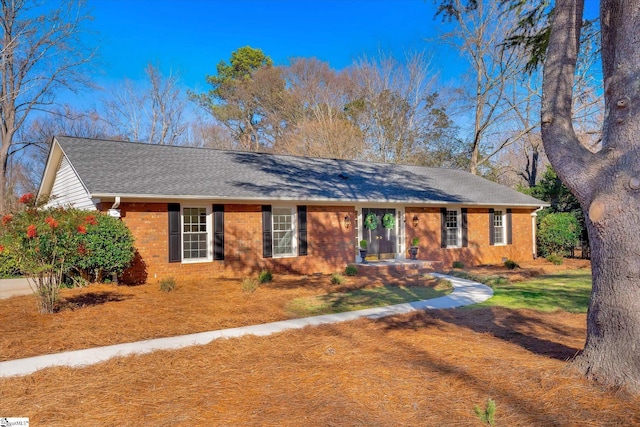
[447,268,592,312]
[3,259,639,425]
[0,270,447,361]
[286,278,452,317]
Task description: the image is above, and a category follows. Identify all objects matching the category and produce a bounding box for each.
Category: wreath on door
[382,213,396,229]
[364,213,378,230]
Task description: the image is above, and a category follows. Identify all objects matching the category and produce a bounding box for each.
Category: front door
[362,208,396,259]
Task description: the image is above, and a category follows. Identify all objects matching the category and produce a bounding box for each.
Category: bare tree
[541,0,640,392]
[102,64,188,145]
[277,57,364,159]
[349,51,452,164]
[0,0,94,213]
[14,105,112,193]
[439,0,532,175]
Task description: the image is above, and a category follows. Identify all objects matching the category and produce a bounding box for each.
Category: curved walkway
[0,273,492,378]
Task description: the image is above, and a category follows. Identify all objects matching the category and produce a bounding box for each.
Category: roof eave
[90,192,548,208]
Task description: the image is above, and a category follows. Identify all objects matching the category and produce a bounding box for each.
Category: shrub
[242,277,259,293]
[452,261,465,269]
[359,239,367,249]
[330,273,345,285]
[0,249,21,278]
[546,253,564,265]
[159,277,176,292]
[538,212,580,257]
[504,259,519,269]
[0,196,136,313]
[71,214,136,283]
[344,264,358,276]
[258,269,273,283]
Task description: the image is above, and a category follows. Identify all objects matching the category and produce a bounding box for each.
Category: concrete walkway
[0,277,32,299]
[0,273,492,378]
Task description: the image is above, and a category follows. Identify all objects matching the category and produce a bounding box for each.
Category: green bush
[537,212,579,257]
[452,261,465,269]
[344,264,358,276]
[546,253,564,265]
[504,259,519,269]
[0,249,21,278]
[159,277,176,292]
[330,273,345,285]
[71,214,136,283]
[258,269,273,283]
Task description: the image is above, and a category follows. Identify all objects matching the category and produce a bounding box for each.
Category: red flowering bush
[0,195,135,313]
[18,193,34,205]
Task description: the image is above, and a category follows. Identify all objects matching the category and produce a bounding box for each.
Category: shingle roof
[52,136,545,207]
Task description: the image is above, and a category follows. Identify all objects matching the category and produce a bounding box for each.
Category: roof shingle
[52,136,545,207]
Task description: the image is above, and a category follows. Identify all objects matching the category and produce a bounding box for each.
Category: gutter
[89,193,548,209]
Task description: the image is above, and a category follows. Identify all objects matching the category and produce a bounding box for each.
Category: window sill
[272,254,297,259]
[181,258,212,264]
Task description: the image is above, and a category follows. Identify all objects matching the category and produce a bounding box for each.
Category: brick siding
[405,207,535,267]
[112,203,535,284]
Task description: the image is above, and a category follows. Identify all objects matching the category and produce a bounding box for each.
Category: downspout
[531,206,544,258]
[108,196,121,218]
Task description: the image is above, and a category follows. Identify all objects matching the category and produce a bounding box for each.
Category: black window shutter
[506,209,513,245]
[262,205,272,258]
[168,203,181,263]
[298,205,308,256]
[440,208,447,248]
[461,208,468,248]
[213,204,224,260]
[489,208,495,246]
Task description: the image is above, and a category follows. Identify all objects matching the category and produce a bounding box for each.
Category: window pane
[445,210,459,246]
[183,207,208,260]
[272,207,294,256]
[494,210,504,244]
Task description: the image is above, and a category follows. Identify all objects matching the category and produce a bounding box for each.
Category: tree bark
[541,0,640,393]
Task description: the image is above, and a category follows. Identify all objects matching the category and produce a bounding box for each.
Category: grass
[471,270,592,313]
[286,281,452,317]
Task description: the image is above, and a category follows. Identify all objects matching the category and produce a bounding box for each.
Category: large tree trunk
[541,0,640,392]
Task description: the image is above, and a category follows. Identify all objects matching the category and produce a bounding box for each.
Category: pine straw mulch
[0,269,445,361]
[3,258,638,425]
[2,306,639,425]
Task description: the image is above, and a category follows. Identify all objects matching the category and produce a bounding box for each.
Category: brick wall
[405,207,535,266]
[114,203,355,284]
[113,202,535,284]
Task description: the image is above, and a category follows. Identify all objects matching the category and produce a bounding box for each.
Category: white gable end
[48,155,96,211]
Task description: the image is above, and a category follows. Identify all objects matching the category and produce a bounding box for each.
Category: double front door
[362,208,396,259]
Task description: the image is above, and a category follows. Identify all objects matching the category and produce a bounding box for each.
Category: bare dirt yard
[1,258,638,426]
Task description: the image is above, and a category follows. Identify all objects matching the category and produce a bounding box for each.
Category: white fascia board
[90,193,548,209]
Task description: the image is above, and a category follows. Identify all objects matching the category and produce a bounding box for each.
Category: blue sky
[86,0,455,91]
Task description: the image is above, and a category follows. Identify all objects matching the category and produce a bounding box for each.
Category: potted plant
[359,239,368,263]
[409,237,419,260]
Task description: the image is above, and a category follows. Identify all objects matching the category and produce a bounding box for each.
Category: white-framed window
[182,206,211,261]
[493,209,506,245]
[445,209,461,247]
[272,206,296,257]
